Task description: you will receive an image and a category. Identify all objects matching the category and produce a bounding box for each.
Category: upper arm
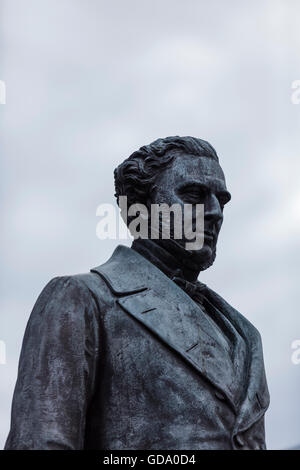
[5,276,101,450]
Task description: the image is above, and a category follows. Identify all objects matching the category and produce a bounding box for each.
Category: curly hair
[114,136,219,208]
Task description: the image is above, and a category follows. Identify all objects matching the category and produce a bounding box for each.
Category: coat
[5,245,270,450]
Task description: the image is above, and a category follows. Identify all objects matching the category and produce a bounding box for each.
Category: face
[148,151,231,268]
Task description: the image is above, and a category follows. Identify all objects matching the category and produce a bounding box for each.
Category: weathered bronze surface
[5,136,269,450]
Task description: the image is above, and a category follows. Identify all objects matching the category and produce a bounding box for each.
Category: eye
[178,185,206,203]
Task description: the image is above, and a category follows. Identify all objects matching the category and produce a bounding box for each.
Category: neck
[131,237,202,283]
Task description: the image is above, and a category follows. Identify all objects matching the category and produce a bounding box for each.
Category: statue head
[114,136,231,272]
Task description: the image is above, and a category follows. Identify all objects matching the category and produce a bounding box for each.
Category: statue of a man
[5,136,270,450]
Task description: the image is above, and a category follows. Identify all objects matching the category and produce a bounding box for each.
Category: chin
[195,245,217,272]
[188,242,212,257]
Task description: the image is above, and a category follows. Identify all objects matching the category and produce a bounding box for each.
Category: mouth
[204,231,215,241]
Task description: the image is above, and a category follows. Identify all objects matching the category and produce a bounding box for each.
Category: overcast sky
[1,0,300,449]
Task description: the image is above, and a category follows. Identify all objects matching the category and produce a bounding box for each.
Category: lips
[204,231,215,241]
[190,225,216,242]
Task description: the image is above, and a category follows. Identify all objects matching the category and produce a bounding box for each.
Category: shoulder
[40,269,111,302]
[37,275,95,306]
[28,274,102,330]
[33,269,116,323]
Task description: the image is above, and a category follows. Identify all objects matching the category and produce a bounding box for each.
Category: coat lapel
[91,245,270,424]
[116,287,238,412]
[204,288,270,433]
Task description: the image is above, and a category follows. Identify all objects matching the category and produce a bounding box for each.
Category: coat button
[215,390,225,401]
[234,434,245,448]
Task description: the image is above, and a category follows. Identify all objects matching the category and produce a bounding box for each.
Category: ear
[146,184,158,209]
[146,197,152,211]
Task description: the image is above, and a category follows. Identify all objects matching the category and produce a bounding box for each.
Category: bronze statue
[5,136,269,450]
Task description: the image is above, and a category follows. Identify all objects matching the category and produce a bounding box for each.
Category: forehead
[164,152,227,190]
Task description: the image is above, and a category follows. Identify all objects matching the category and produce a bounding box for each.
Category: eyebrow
[177,181,231,203]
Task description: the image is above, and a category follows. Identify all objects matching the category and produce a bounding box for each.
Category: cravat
[171,268,207,306]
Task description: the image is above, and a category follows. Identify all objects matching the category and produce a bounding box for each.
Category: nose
[204,193,223,225]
